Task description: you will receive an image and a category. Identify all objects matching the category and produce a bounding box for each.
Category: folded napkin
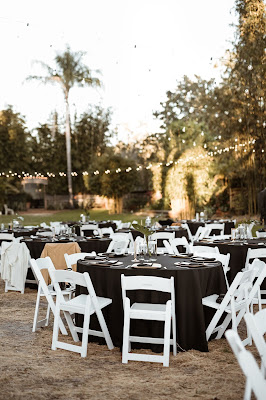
[191,256,216,262]
[171,253,193,259]
[84,259,121,267]
[131,263,162,269]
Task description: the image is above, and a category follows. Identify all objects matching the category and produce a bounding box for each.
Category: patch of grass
[0,209,145,227]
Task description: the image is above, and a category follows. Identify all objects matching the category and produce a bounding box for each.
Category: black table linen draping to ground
[76,254,226,353]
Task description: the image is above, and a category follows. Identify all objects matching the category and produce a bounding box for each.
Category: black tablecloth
[194,239,266,288]
[76,254,226,352]
[22,237,112,259]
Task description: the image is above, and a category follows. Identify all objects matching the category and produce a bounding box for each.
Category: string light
[0,138,263,181]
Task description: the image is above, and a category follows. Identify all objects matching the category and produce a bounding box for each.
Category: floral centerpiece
[132,223,155,257]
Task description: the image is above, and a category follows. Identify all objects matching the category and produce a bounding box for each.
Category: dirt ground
[0,280,261,400]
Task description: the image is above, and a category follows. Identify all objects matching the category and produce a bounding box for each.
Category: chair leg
[64,311,79,342]
[243,379,252,400]
[206,307,228,340]
[32,286,41,332]
[45,303,51,327]
[81,308,91,358]
[122,299,130,364]
[95,308,114,350]
[171,313,177,356]
[51,302,60,351]
[162,301,171,367]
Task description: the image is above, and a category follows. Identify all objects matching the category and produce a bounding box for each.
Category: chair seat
[130,303,168,321]
[202,294,247,312]
[131,303,166,312]
[60,294,112,314]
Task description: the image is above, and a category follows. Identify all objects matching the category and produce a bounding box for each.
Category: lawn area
[0,208,144,227]
[0,208,263,235]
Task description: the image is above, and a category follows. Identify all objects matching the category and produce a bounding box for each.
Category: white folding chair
[30,257,72,334]
[202,269,255,345]
[244,309,266,377]
[49,268,114,357]
[191,245,220,255]
[246,222,255,239]
[98,227,114,237]
[106,233,131,254]
[3,204,14,215]
[225,330,266,400]
[49,221,61,235]
[203,264,266,346]
[112,220,122,229]
[256,231,266,238]
[246,259,266,311]
[244,248,266,271]
[204,223,225,237]
[150,232,175,254]
[196,251,231,289]
[80,224,99,237]
[121,274,177,367]
[181,222,194,243]
[166,237,191,255]
[244,248,266,307]
[64,252,96,271]
[193,226,205,242]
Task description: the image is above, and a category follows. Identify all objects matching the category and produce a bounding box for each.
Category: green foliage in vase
[132,223,155,256]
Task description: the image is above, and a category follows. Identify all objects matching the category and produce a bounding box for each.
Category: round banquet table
[76,254,226,352]
[194,238,266,288]
[22,236,111,283]
[22,236,112,259]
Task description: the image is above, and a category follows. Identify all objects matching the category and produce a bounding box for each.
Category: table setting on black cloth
[0,227,38,238]
[21,235,112,259]
[21,235,112,284]
[193,237,266,285]
[76,253,226,353]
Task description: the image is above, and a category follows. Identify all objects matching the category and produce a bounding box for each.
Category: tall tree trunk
[65,98,74,208]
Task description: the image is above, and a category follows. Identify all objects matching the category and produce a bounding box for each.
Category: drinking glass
[148,240,157,262]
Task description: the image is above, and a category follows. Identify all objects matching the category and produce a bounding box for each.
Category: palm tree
[27,45,101,207]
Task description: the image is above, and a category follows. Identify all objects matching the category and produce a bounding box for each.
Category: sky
[0,0,237,143]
